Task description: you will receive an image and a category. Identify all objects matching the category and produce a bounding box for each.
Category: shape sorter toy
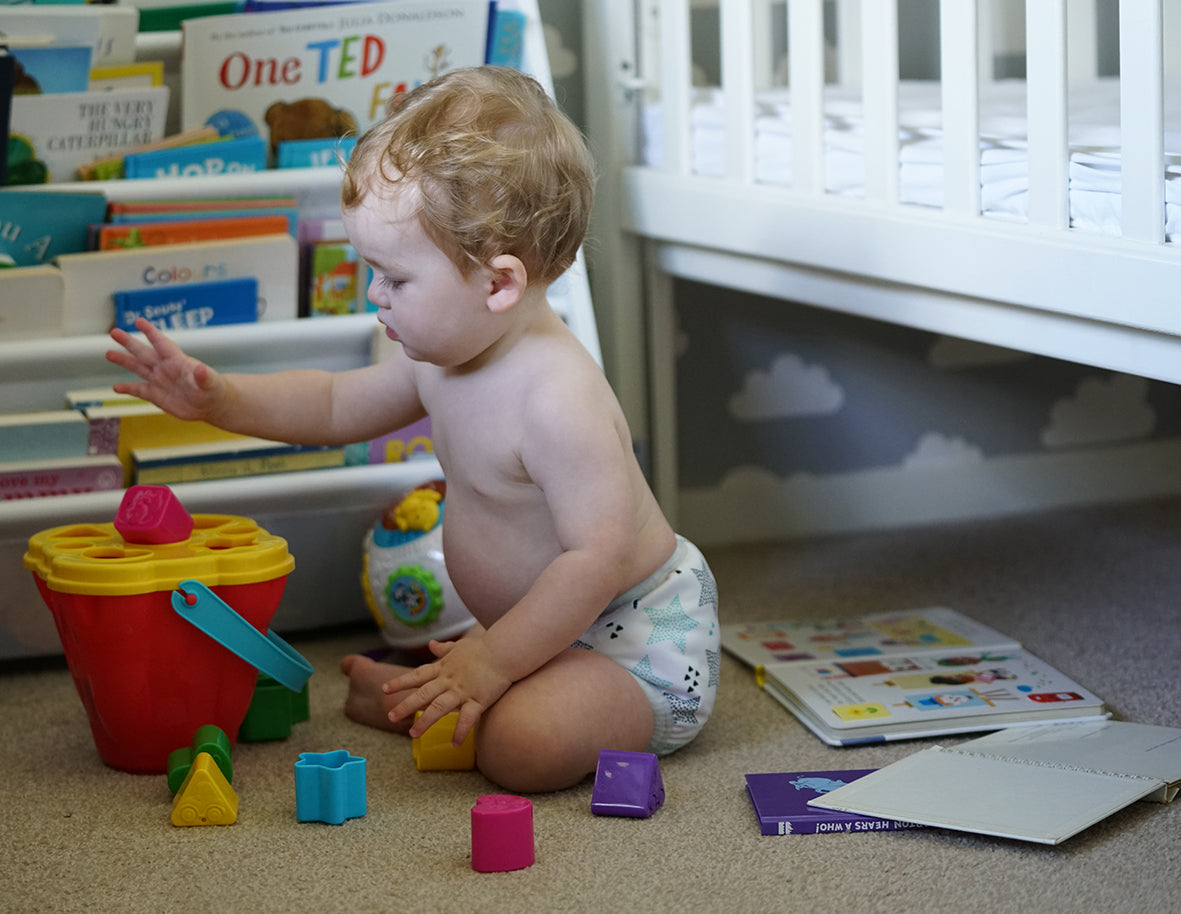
[23,485,305,774]
[590,749,666,818]
[471,795,534,872]
[167,724,233,795]
[239,673,310,742]
[172,752,239,826]
[412,711,476,771]
[295,750,367,825]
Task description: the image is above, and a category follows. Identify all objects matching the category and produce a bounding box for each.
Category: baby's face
[345,185,497,367]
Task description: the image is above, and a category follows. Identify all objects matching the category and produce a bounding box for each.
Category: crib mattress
[642,78,1181,241]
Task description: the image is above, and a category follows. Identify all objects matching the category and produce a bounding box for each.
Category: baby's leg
[474,647,656,793]
[339,654,418,735]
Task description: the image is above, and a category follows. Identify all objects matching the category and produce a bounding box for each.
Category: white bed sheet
[642,78,1181,240]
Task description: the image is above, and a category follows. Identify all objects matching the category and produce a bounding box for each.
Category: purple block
[590,749,665,818]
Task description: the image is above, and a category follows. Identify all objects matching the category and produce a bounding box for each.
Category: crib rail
[647,0,1171,244]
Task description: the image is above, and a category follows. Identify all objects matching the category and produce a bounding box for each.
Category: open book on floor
[808,720,1181,844]
[722,608,1108,746]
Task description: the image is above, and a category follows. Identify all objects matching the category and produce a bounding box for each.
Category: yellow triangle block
[171,752,239,826]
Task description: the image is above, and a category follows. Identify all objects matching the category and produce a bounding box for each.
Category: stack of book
[1,0,522,339]
[0,0,531,494]
[0,408,122,500]
[0,386,353,500]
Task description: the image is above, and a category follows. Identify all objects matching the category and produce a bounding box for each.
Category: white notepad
[809,720,1181,844]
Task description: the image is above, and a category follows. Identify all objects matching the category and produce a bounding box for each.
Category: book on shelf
[487,7,525,68]
[722,608,1108,746]
[113,276,260,331]
[84,400,251,486]
[276,135,355,169]
[0,265,65,340]
[308,239,364,316]
[64,388,145,411]
[744,770,925,836]
[96,213,292,251]
[810,720,1181,844]
[89,60,165,92]
[0,5,139,67]
[131,436,347,485]
[0,454,124,501]
[134,2,242,35]
[105,201,300,236]
[8,85,170,184]
[1,49,12,186]
[9,44,94,95]
[77,125,222,182]
[0,409,90,462]
[0,189,107,266]
[180,0,493,157]
[105,195,300,218]
[366,416,433,464]
[54,233,298,336]
[122,135,268,180]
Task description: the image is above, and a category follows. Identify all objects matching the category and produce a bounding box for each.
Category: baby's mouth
[378,315,400,341]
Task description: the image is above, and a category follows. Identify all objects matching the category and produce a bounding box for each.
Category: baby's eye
[378,275,405,290]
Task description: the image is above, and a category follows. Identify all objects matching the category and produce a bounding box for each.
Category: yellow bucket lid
[24,514,295,596]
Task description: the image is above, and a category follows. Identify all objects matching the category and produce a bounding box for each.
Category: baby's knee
[474,702,587,793]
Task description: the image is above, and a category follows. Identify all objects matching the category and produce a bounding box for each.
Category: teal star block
[295,750,366,825]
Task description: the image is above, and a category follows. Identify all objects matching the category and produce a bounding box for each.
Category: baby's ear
[485,255,527,314]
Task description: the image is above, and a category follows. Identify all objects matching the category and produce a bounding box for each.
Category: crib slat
[788,0,826,194]
[1025,0,1069,229]
[659,0,692,176]
[1068,0,1099,82]
[939,0,980,215]
[860,0,899,204]
[752,0,775,91]
[1119,0,1166,243]
[835,0,861,88]
[721,0,755,183]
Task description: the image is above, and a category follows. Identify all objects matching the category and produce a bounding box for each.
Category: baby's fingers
[450,701,482,747]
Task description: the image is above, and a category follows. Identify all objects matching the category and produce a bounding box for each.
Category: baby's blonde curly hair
[341,66,595,285]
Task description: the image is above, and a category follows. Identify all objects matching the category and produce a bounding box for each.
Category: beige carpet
[4,496,1180,914]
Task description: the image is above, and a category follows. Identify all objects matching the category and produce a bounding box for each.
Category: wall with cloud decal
[674,282,1181,544]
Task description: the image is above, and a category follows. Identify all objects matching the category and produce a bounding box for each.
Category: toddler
[108,66,719,792]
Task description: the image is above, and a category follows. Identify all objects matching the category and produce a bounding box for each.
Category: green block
[166,724,233,795]
[238,673,310,742]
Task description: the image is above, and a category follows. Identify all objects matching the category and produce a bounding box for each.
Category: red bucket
[24,487,296,774]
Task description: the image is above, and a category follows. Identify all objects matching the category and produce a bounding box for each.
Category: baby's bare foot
[340,654,414,734]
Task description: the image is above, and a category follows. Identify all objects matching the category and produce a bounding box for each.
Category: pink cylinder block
[471,794,534,872]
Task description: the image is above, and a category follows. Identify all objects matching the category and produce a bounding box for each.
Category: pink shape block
[471,794,534,872]
[114,485,194,545]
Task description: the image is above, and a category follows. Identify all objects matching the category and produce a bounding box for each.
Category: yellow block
[412,711,476,771]
[172,752,239,826]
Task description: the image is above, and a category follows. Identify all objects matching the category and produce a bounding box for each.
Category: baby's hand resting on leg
[384,636,513,746]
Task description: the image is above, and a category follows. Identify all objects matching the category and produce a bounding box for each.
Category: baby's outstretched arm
[107,317,426,445]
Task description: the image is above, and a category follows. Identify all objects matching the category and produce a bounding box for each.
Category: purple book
[744,770,926,836]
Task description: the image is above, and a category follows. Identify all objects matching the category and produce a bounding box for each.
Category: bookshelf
[0,0,600,661]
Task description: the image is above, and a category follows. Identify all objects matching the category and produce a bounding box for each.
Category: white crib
[583,0,1181,511]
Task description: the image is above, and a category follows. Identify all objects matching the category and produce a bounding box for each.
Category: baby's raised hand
[384,637,513,747]
[106,318,223,421]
